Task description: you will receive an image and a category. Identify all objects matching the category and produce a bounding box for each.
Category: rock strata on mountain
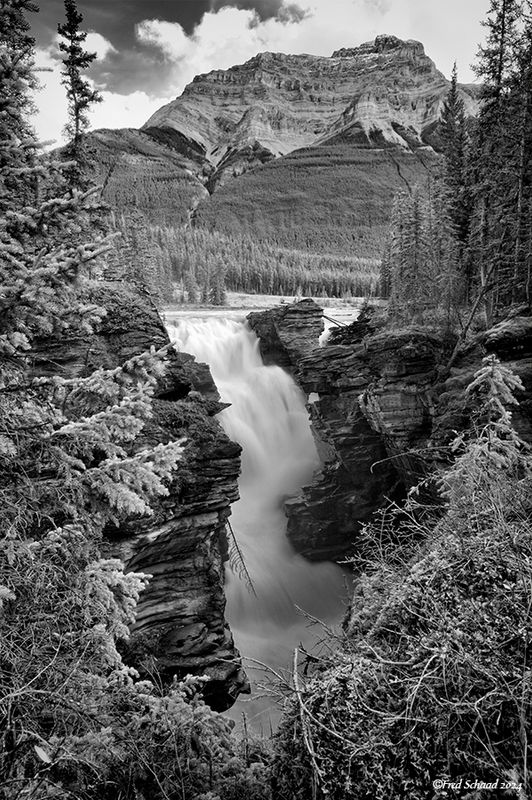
[32,284,247,711]
[249,302,532,562]
[88,36,480,261]
[145,35,477,170]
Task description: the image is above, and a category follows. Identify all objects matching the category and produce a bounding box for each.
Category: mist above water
[168,316,348,729]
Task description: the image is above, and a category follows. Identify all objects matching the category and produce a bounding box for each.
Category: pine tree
[468,0,524,317]
[379,241,392,299]
[0,4,202,792]
[0,0,37,49]
[57,0,101,188]
[440,63,470,286]
[508,6,532,304]
[210,267,227,305]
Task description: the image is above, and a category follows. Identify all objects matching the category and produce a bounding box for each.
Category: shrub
[273,356,532,799]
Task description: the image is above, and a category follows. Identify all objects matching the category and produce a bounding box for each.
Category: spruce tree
[468,0,524,316]
[0,3,198,791]
[57,0,101,188]
[508,6,532,303]
[439,63,470,285]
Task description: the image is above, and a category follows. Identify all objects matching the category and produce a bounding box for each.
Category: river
[167,313,350,731]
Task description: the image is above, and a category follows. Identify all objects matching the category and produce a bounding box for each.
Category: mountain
[88,127,208,226]
[144,35,477,176]
[90,35,480,261]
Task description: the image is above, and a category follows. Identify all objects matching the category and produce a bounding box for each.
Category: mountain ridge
[88,35,480,265]
[142,34,478,175]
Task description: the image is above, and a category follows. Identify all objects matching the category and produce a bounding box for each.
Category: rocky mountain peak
[143,35,478,180]
[332,34,425,58]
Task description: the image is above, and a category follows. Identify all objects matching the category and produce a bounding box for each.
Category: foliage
[467,0,532,315]
[383,184,462,327]
[195,144,435,261]
[0,3,273,798]
[1,528,271,798]
[1,522,271,798]
[439,63,471,285]
[382,2,532,322]
[57,0,101,187]
[273,356,532,799]
[110,221,380,304]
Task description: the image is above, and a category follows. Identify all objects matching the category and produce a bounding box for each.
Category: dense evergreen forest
[110,218,379,304]
[380,3,532,326]
[1,0,532,799]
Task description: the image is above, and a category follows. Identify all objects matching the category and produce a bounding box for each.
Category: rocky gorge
[247,301,532,561]
[32,288,531,714]
[32,285,248,711]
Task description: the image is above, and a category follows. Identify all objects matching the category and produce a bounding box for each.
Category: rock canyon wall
[247,302,532,562]
[32,285,247,711]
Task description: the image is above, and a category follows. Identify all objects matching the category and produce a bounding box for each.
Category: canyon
[32,285,248,711]
[248,302,532,562]
[31,284,532,714]
[67,35,532,715]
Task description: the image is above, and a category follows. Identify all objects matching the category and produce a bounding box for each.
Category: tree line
[109,218,380,304]
[381,0,532,326]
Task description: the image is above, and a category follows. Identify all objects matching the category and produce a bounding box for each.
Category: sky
[31,0,488,146]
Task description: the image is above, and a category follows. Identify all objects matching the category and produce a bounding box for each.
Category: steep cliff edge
[247,298,324,369]
[248,303,532,561]
[32,284,247,711]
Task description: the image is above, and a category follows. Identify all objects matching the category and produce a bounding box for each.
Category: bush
[273,356,532,799]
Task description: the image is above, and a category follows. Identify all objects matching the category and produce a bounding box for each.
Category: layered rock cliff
[145,35,477,173]
[247,298,324,369]
[248,302,532,561]
[32,284,247,711]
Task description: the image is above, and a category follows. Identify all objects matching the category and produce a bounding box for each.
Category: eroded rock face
[249,302,532,562]
[247,298,323,369]
[32,284,247,711]
[288,321,442,558]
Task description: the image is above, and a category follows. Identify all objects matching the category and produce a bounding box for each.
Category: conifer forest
[1,1,532,799]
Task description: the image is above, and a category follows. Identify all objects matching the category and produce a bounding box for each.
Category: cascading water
[168,316,348,728]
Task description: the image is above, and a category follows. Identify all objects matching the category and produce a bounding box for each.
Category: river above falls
[166,312,351,732]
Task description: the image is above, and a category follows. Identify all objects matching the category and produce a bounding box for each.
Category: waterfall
[168,316,348,728]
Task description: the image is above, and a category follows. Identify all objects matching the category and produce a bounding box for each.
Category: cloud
[277,4,309,23]
[130,0,487,97]
[31,0,487,146]
[136,19,193,61]
[32,46,166,148]
[209,0,307,22]
[89,90,167,133]
[85,32,117,60]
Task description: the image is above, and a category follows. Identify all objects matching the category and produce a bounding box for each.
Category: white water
[167,316,348,730]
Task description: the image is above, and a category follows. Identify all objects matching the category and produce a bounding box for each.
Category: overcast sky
[32,0,488,146]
